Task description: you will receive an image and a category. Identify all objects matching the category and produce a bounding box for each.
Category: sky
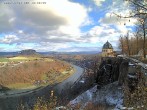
[0,0,137,52]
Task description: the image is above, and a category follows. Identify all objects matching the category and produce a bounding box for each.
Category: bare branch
[113,12,147,18]
[129,0,147,11]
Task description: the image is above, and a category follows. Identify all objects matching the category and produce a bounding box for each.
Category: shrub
[123,66,147,109]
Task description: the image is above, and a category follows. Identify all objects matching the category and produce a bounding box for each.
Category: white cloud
[93,0,105,6]
[8,17,15,23]
[15,0,90,36]
[98,0,137,36]
[0,35,19,44]
[18,30,23,34]
[0,0,136,52]
[46,0,88,27]
[99,12,134,26]
[59,26,81,36]
[85,25,120,44]
[0,0,91,47]
[99,12,137,34]
[88,25,116,37]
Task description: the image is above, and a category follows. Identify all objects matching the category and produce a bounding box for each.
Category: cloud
[0,0,90,43]
[93,0,105,6]
[82,0,136,52]
[0,0,97,52]
[99,12,136,34]
[0,6,15,33]
[98,0,137,35]
[0,35,19,44]
[14,42,72,52]
[0,0,136,52]
[84,25,120,44]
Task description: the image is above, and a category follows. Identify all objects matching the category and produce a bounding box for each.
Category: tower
[102,41,114,57]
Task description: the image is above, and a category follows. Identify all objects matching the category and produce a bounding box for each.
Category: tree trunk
[143,23,146,58]
[126,32,131,56]
[120,36,124,54]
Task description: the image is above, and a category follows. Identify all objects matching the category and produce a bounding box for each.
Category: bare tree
[138,15,147,58]
[134,28,140,53]
[114,0,147,58]
[119,35,124,54]
[120,0,147,18]
[126,32,131,56]
[127,0,147,58]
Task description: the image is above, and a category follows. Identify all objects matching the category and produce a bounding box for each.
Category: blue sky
[0,0,136,52]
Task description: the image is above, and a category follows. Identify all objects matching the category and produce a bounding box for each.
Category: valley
[0,56,74,91]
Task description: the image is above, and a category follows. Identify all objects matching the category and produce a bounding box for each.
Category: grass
[7,69,74,89]
[41,68,75,85]
[0,56,54,63]
[0,56,43,63]
[8,56,40,61]
[7,83,33,89]
[0,57,9,62]
[44,58,54,62]
[56,69,75,83]
[8,57,28,60]
[41,74,48,80]
[0,57,30,62]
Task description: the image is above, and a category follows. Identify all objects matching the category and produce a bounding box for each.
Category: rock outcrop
[70,81,123,109]
[19,49,38,55]
[96,57,128,86]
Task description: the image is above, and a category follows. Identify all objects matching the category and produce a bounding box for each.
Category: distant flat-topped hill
[19,49,39,56]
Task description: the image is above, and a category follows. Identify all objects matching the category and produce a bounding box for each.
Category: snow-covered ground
[70,81,124,110]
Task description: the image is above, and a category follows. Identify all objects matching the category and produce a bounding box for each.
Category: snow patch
[70,81,124,109]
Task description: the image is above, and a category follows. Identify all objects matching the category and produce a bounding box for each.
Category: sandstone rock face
[96,57,128,86]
